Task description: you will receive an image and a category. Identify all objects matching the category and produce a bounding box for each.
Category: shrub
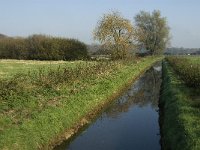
[0,35,88,60]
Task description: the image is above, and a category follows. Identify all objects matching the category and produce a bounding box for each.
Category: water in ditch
[54,63,162,150]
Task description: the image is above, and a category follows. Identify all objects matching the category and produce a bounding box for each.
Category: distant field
[0,59,94,79]
[187,56,200,64]
[179,56,200,63]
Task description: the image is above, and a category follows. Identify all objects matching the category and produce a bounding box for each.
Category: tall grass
[166,56,200,87]
[0,60,121,120]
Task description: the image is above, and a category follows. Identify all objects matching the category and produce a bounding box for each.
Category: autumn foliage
[93,11,135,59]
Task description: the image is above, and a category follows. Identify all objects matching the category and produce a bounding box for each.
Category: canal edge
[42,60,162,150]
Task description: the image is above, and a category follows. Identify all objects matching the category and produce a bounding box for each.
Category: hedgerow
[166,56,200,87]
[0,35,88,60]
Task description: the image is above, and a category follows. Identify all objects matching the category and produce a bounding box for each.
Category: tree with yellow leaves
[93,11,135,59]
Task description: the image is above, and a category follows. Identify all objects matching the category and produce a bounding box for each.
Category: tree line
[93,10,170,59]
[0,34,88,60]
[0,10,170,60]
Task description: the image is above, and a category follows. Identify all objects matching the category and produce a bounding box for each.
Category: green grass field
[184,56,200,63]
[160,58,200,150]
[0,59,95,79]
[0,57,163,149]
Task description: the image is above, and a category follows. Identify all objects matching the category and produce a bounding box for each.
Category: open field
[0,56,162,149]
[160,58,200,150]
[0,59,95,79]
[187,56,200,63]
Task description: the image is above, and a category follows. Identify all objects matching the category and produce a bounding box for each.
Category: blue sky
[0,0,200,48]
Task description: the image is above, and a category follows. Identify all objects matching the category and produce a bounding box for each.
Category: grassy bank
[0,56,162,149]
[160,60,200,150]
[166,56,200,87]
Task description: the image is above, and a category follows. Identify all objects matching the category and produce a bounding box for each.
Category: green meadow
[0,56,162,149]
[0,59,95,79]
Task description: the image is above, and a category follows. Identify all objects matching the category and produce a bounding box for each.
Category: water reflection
[54,62,162,150]
[105,63,162,119]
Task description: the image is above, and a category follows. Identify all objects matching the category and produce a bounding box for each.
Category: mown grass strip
[160,60,200,150]
[0,56,162,150]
